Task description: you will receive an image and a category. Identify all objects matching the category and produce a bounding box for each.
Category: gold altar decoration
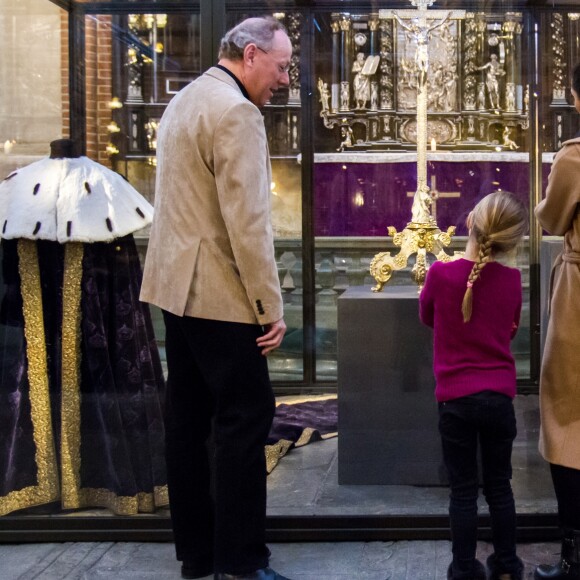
[314,2,529,288]
[370,0,464,292]
[318,8,527,150]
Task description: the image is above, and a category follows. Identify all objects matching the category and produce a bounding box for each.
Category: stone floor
[0,539,564,579]
[0,394,561,579]
[267,394,555,517]
[31,394,554,520]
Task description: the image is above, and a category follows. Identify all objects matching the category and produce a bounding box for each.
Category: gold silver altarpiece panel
[318,10,527,153]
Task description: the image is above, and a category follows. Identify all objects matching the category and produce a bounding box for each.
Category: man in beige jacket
[140,17,290,580]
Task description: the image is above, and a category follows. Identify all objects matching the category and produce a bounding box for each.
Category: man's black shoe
[181,560,213,579]
[214,567,291,580]
[447,559,486,580]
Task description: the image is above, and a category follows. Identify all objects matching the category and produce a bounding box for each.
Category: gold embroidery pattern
[294,427,318,448]
[60,242,84,509]
[57,485,169,515]
[154,485,169,507]
[265,439,294,474]
[73,486,168,515]
[293,427,337,448]
[59,243,169,515]
[0,240,59,516]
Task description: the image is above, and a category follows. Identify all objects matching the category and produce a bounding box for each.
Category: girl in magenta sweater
[420,191,528,580]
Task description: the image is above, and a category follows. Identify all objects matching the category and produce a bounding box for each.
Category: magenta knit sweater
[419,258,522,403]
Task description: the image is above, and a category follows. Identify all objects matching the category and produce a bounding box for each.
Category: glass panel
[0,5,202,519]
[225,10,305,382]
[89,10,202,380]
[271,158,303,382]
[3,0,573,527]
[519,7,580,379]
[0,0,75,518]
[0,0,67,171]
[313,4,533,382]
[299,0,557,524]
[91,11,201,185]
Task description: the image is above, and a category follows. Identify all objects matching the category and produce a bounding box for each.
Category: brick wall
[60,10,70,140]
[60,12,114,166]
[86,15,114,167]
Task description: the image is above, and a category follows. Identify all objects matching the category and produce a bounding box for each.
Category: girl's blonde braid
[461,235,494,322]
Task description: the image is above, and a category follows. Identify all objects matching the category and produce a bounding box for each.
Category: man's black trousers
[162,311,275,576]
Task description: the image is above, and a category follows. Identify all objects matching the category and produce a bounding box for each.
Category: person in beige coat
[140,17,291,580]
[534,63,580,580]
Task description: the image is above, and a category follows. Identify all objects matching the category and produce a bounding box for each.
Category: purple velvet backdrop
[314,161,551,237]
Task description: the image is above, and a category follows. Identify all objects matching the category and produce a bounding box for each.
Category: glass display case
[1,0,579,539]
[0,0,68,176]
[312,6,534,380]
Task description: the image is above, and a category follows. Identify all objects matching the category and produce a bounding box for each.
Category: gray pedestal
[337,286,446,485]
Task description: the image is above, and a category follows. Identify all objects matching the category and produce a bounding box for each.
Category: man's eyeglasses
[256,46,290,74]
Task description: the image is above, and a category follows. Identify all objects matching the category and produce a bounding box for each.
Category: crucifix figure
[394,8,451,224]
[407,175,461,223]
[394,12,451,93]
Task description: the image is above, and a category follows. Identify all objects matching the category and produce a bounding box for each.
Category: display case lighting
[108,97,123,109]
[107,121,121,133]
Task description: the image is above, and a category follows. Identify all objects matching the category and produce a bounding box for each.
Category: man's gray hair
[218,17,287,60]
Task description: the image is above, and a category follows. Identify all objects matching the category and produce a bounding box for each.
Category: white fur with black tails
[0,156,153,242]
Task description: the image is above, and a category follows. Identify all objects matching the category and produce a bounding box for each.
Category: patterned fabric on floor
[266,395,337,473]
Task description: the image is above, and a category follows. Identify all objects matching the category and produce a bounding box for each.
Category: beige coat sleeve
[213,100,283,325]
[535,143,580,235]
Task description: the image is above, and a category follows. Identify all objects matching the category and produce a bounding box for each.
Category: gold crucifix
[370,1,465,291]
[407,175,460,223]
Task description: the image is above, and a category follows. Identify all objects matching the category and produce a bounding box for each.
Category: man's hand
[257,318,287,356]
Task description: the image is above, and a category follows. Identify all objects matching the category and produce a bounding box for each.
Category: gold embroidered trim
[58,243,169,515]
[265,427,338,473]
[265,439,294,474]
[321,431,338,440]
[294,427,318,448]
[292,427,338,449]
[275,394,336,406]
[0,240,59,516]
[60,242,84,509]
[154,484,169,507]
[69,485,169,516]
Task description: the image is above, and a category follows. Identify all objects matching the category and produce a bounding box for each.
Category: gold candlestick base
[370,221,461,292]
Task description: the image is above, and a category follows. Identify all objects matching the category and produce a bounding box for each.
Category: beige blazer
[536,137,580,469]
[140,67,283,326]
